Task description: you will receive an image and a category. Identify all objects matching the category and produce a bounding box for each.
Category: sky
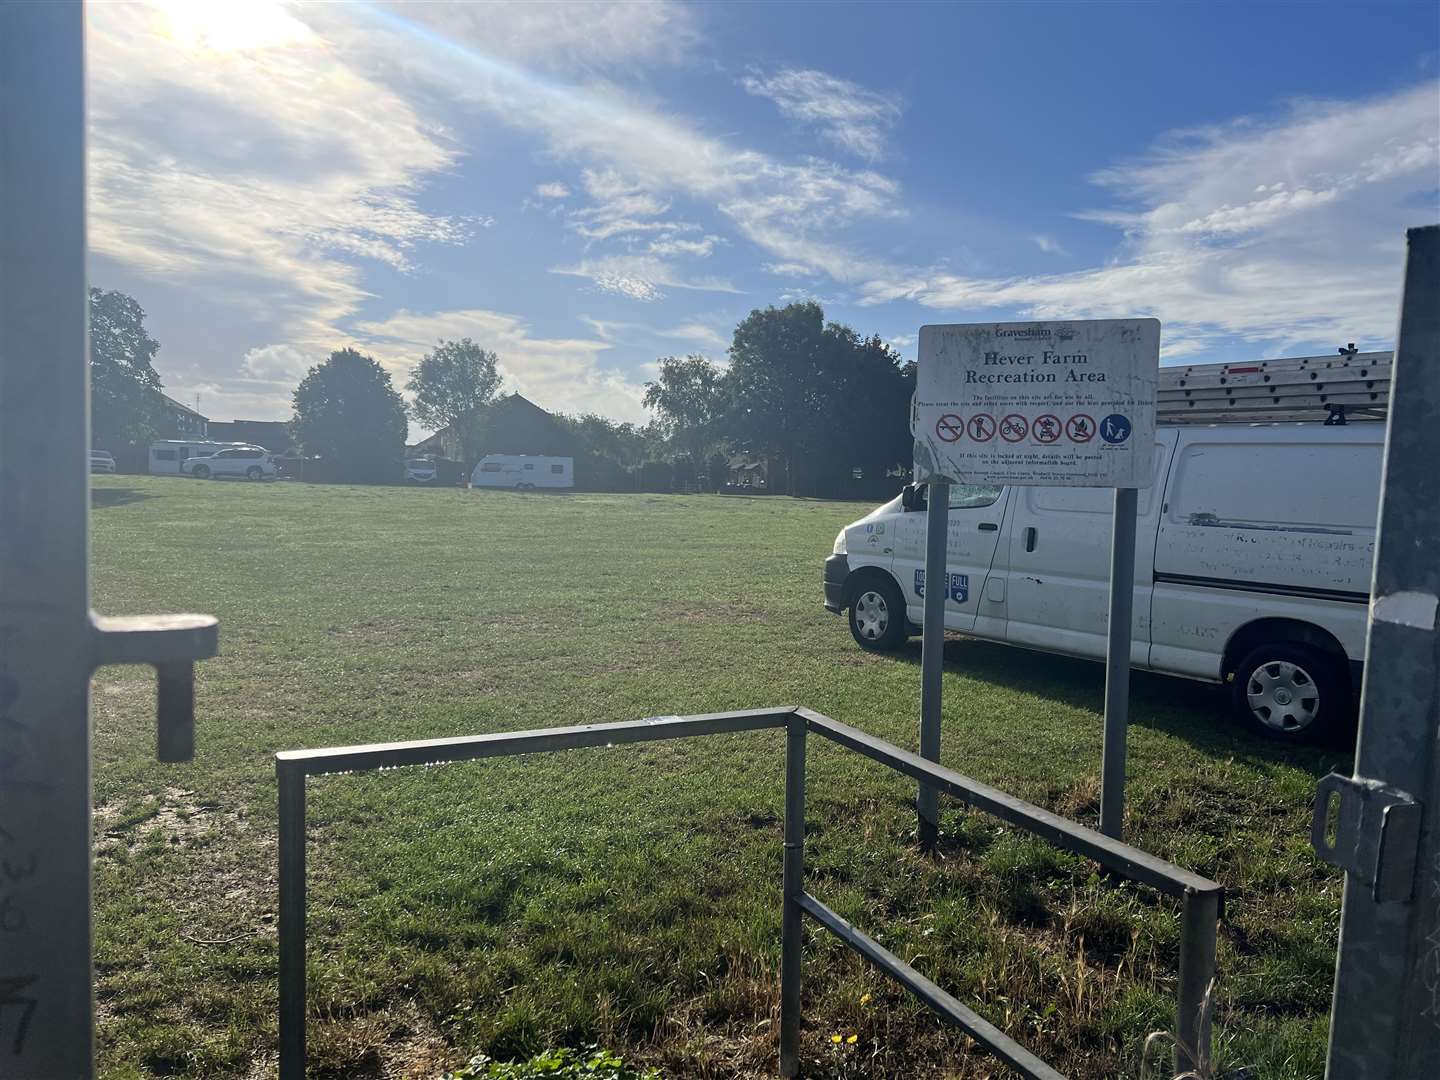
[86,1,1439,435]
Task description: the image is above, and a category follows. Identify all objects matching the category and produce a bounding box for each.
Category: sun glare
[151,0,312,54]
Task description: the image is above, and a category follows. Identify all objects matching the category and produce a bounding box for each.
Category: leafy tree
[723,301,912,496]
[291,348,408,483]
[406,338,504,462]
[89,287,164,449]
[642,354,724,461]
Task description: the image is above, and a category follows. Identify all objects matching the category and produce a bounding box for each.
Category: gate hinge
[1312,772,1422,903]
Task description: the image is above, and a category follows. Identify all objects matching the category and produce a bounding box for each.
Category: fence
[276,706,1222,1079]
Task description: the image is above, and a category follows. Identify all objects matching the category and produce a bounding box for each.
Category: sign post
[914,319,1158,840]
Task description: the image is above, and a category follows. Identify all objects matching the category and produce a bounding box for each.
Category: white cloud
[551,255,740,301]
[352,307,649,423]
[534,181,571,199]
[87,1,471,359]
[743,68,903,162]
[1032,234,1069,256]
[860,82,1440,356]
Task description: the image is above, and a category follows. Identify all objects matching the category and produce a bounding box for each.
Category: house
[411,393,575,465]
[159,393,208,438]
[729,455,768,488]
[207,419,293,453]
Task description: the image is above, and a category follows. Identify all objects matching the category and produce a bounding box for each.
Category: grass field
[89,476,1349,1079]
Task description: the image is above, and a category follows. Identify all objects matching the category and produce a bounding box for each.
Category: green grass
[89,476,1349,1079]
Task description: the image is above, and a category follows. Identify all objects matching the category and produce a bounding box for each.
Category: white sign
[914,319,1159,488]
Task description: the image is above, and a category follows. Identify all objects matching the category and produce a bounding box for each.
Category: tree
[642,354,724,461]
[406,339,503,461]
[722,301,912,497]
[89,287,164,449]
[291,348,408,483]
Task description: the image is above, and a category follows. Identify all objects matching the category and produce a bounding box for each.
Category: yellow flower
[859,993,871,1005]
[831,1034,842,1044]
[846,1034,859,1045]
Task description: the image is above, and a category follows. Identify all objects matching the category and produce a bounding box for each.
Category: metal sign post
[1316,224,1440,1078]
[0,8,218,1076]
[913,321,1158,841]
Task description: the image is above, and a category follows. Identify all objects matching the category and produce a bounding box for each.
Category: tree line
[90,288,915,497]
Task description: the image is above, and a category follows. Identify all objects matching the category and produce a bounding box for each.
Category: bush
[442,1046,662,1080]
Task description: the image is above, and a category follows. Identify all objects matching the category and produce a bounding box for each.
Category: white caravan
[471,454,573,490]
[147,439,242,475]
[824,352,1392,743]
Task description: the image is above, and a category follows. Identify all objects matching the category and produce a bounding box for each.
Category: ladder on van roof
[1159,344,1392,425]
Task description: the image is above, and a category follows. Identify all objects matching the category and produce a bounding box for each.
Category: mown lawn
[89,476,1348,1079]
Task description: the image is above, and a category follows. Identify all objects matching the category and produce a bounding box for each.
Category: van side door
[1000,434,1175,665]
[890,484,1011,633]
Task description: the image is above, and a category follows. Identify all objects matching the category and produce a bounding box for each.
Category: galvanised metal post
[0,5,92,1072]
[1323,224,1440,1077]
[278,762,308,1080]
[779,712,807,1077]
[1100,487,1138,838]
[1175,886,1219,1076]
[918,482,950,848]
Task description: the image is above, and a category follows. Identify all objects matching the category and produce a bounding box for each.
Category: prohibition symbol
[1066,413,1096,443]
[935,414,964,442]
[1033,414,1061,443]
[968,413,996,442]
[999,414,1028,442]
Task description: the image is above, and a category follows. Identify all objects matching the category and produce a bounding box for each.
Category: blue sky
[86,1,1439,433]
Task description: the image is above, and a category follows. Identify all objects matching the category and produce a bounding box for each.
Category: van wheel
[848,576,907,652]
[192,464,210,479]
[1231,643,1347,742]
[246,466,262,480]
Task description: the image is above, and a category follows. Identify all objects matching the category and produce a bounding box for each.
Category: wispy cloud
[551,255,740,301]
[859,82,1439,357]
[534,181,571,199]
[743,67,903,162]
[1032,234,1069,256]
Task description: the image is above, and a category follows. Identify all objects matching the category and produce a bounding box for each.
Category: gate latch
[1312,772,1422,903]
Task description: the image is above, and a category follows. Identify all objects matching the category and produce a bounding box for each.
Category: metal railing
[276,707,1222,1078]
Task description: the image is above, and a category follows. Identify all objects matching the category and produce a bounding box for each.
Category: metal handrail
[275,707,1222,1079]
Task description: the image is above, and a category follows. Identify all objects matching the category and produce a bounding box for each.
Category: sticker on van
[914,570,969,603]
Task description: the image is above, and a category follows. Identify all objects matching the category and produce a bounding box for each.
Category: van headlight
[832,528,848,555]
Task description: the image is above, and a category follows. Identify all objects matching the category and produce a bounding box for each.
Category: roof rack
[1159,344,1392,425]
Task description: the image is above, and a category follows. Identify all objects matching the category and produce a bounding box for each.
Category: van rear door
[1000,434,1175,665]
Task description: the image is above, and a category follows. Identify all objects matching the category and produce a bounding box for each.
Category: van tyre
[1231,642,1348,742]
[246,466,263,480]
[192,464,210,479]
[848,575,907,652]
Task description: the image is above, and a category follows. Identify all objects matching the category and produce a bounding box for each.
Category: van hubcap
[854,591,889,640]
[1247,660,1319,733]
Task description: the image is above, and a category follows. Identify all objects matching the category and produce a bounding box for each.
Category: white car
[181,446,275,480]
[404,458,438,483]
[89,449,116,474]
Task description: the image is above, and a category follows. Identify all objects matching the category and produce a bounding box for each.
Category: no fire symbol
[1066,414,1096,443]
[935,414,964,442]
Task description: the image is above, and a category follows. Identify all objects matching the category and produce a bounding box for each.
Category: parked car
[824,422,1382,743]
[89,449,116,474]
[181,446,275,480]
[404,458,438,483]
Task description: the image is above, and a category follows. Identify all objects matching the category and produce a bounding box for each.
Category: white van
[824,422,1383,742]
[471,454,573,490]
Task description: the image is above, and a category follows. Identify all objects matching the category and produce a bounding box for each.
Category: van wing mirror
[901,483,927,512]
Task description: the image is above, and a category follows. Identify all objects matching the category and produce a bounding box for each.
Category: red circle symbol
[935,414,964,443]
[1033,414,1061,443]
[1066,414,1096,443]
[1000,414,1029,442]
[968,413,996,442]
